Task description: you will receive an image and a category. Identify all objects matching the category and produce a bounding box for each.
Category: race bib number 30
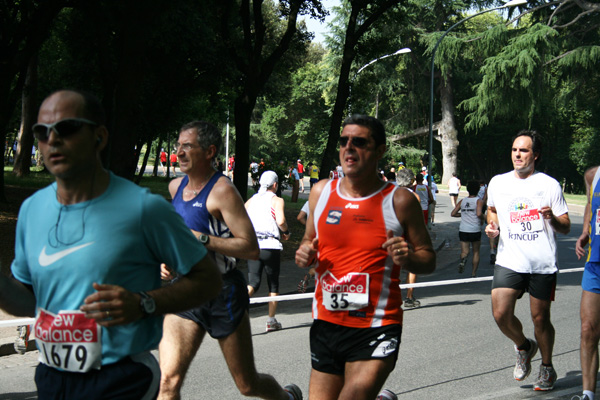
[35,309,102,373]
[321,272,369,311]
[509,209,543,233]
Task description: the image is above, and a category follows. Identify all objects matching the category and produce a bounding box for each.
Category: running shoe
[570,395,591,400]
[266,319,282,332]
[14,325,31,355]
[376,389,398,399]
[534,365,557,391]
[513,338,538,381]
[490,253,496,265]
[284,383,303,400]
[458,257,466,273]
[404,297,420,308]
[297,274,311,293]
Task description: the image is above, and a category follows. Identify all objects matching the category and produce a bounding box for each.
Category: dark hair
[467,180,480,196]
[47,89,106,125]
[342,114,386,147]
[180,121,222,155]
[512,130,543,165]
[415,173,424,183]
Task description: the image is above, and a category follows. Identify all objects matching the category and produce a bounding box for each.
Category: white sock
[584,390,594,399]
[267,317,276,323]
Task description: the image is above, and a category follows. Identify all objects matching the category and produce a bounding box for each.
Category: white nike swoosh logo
[38,242,94,267]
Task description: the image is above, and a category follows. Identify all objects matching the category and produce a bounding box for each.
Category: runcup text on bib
[321,272,369,311]
[509,208,543,233]
[35,309,102,373]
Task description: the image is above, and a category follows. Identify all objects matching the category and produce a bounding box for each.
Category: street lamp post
[427,0,527,186]
[349,47,411,115]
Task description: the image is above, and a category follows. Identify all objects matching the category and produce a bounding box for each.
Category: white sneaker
[376,389,398,400]
[266,319,282,332]
[513,339,538,381]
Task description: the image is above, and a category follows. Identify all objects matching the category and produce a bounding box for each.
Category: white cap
[259,170,278,193]
[422,167,427,171]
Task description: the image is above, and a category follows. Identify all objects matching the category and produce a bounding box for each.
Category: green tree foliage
[0,0,66,201]
[461,0,600,190]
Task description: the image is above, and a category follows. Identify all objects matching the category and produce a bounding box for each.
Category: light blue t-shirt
[11,173,207,365]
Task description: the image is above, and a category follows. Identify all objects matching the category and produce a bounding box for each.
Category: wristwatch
[138,291,156,317]
[199,233,210,245]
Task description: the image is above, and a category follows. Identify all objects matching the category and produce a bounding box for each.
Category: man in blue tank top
[0,90,221,399]
[574,165,600,400]
[158,121,303,400]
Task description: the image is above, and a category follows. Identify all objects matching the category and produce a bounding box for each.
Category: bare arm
[204,177,259,260]
[485,206,500,237]
[81,255,222,327]
[295,179,327,268]
[273,196,290,240]
[476,199,484,220]
[297,211,307,226]
[382,188,436,275]
[576,167,597,259]
[450,199,462,217]
[0,274,36,317]
[544,211,570,235]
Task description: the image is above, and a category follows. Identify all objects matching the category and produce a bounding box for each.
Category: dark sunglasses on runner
[339,136,369,149]
[32,118,98,142]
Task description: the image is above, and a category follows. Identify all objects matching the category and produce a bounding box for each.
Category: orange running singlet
[313,179,404,328]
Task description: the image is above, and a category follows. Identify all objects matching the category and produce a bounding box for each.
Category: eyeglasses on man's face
[32,118,98,142]
[175,142,202,152]
[338,136,369,149]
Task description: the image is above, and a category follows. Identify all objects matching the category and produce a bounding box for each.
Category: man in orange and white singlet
[295,115,436,400]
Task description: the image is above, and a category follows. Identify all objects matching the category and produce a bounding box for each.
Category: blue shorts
[583,262,600,293]
[175,268,249,339]
[35,352,159,400]
[310,319,401,375]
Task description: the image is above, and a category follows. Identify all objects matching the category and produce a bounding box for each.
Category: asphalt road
[0,188,589,400]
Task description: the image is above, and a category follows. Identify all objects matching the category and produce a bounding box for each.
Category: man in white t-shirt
[485,130,570,392]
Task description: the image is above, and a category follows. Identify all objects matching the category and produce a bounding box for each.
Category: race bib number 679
[321,272,369,311]
[35,309,102,373]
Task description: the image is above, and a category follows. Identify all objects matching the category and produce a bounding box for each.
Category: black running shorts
[309,319,402,375]
[175,268,249,339]
[35,352,159,400]
[459,231,481,242]
[492,264,557,301]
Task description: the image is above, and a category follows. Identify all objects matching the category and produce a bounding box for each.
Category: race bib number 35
[321,272,369,311]
[35,309,102,373]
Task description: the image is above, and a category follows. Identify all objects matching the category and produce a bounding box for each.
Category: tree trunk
[439,74,459,185]
[134,138,152,184]
[320,0,400,179]
[107,2,160,180]
[14,56,38,177]
[233,94,256,201]
[0,0,65,202]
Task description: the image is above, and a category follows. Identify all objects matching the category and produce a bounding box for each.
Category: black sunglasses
[32,118,98,142]
[339,136,369,149]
